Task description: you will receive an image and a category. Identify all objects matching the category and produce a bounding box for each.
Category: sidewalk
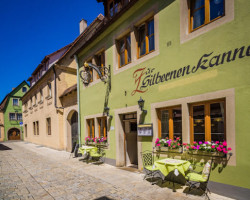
[0,141,235,200]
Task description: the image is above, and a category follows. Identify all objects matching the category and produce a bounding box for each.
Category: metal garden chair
[88,146,106,164]
[141,150,162,185]
[185,159,213,199]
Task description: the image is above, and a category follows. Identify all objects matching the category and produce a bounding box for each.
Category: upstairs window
[137,18,155,58]
[47,82,52,97]
[86,58,93,83]
[47,118,51,135]
[13,98,19,106]
[117,34,131,68]
[40,89,43,102]
[17,113,22,121]
[9,113,16,121]
[22,87,27,93]
[94,51,105,79]
[190,0,225,32]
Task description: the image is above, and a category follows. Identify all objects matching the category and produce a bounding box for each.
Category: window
[25,103,28,111]
[98,117,107,138]
[189,99,225,143]
[117,34,131,68]
[36,121,39,135]
[9,113,16,121]
[158,107,182,140]
[13,98,19,106]
[22,87,27,93]
[33,122,36,135]
[25,124,27,137]
[30,97,33,108]
[46,118,51,135]
[87,118,95,138]
[47,82,52,97]
[17,113,22,121]
[94,51,105,79]
[86,59,93,83]
[108,0,122,18]
[190,0,225,32]
[137,18,155,58]
[34,94,37,105]
[40,89,43,102]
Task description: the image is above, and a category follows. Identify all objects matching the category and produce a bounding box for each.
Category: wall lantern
[138,97,147,113]
[104,107,113,118]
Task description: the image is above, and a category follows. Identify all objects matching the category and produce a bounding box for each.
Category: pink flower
[173,145,176,148]
[193,141,197,144]
[183,143,187,146]
[215,141,219,144]
[223,150,228,154]
[177,143,181,146]
[199,141,203,145]
[196,145,200,150]
[168,144,171,147]
[176,137,180,140]
[156,144,160,147]
[204,142,208,144]
[228,147,232,151]
[211,145,215,149]
[217,147,222,152]
[186,146,190,149]
[192,146,195,149]
[223,141,227,146]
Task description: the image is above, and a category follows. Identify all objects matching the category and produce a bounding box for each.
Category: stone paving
[0,141,235,200]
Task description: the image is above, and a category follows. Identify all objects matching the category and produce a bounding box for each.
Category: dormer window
[108,0,130,18]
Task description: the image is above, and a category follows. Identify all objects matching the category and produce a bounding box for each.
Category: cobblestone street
[0,142,234,200]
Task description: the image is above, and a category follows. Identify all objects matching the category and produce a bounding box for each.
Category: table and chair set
[141,150,213,198]
[77,144,106,164]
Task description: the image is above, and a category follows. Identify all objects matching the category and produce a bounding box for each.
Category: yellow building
[22,15,104,151]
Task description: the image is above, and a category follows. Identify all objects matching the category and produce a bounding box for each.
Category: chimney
[79,19,87,34]
[12,88,15,91]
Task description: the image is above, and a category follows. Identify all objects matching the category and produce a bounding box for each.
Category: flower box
[156,146,182,153]
[188,150,225,157]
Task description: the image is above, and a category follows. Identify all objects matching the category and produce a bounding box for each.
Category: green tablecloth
[154,158,191,177]
[78,146,97,154]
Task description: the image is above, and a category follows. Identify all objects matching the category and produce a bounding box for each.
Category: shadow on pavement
[0,144,12,151]
[94,197,114,200]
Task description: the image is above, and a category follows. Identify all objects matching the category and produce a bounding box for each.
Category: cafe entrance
[122,112,138,168]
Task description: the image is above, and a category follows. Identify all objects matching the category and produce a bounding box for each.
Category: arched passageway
[8,128,20,140]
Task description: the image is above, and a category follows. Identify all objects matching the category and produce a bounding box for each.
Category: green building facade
[75,0,250,198]
[0,81,30,141]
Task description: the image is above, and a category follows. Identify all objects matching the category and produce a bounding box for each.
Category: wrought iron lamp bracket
[80,62,110,85]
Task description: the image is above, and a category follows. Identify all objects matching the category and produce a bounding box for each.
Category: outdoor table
[154,158,191,192]
[78,145,98,155]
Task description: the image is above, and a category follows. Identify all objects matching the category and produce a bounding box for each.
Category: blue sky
[0,0,103,101]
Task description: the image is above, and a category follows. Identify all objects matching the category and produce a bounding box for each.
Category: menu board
[137,124,153,136]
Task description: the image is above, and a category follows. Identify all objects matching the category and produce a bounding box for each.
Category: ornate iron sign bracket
[80,62,110,85]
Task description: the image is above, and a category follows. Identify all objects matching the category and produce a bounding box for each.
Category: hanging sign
[137,123,153,136]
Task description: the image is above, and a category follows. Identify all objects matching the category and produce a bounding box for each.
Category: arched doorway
[66,110,78,152]
[8,128,21,140]
[71,111,78,148]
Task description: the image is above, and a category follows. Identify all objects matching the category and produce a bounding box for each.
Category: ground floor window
[33,122,36,135]
[25,124,27,137]
[36,121,39,135]
[189,99,225,143]
[157,106,182,140]
[97,117,107,138]
[87,118,95,138]
[46,118,51,135]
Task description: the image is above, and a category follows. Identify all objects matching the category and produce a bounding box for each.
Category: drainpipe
[52,65,64,109]
[74,55,81,145]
